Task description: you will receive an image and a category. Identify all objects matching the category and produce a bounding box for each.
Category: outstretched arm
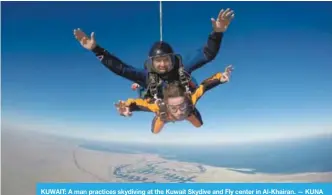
[183,32,223,74]
[115,99,159,117]
[191,65,233,105]
[183,8,235,74]
[92,46,147,87]
[73,28,147,87]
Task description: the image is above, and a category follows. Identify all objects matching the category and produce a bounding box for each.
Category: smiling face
[148,41,174,73]
[152,55,172,73]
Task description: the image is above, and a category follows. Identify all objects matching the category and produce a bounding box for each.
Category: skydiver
[115,65,234,134]
[73,8,235,100]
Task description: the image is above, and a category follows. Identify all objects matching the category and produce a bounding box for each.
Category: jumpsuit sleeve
[124,98,160,113]
[92,45,147,87]
[191,72,225,105]
[183,32,224,74]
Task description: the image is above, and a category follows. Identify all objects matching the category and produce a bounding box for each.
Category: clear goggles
[167,101,188,113]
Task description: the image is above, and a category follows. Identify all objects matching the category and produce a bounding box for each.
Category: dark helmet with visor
[145,41,176,73]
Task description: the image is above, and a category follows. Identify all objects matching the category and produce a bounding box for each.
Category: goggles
[167,101,188,113]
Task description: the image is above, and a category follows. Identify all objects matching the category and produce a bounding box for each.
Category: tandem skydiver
[115,65,234,134]
[73,8,235,100]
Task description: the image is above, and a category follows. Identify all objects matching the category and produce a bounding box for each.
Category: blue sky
[2,1,332,143]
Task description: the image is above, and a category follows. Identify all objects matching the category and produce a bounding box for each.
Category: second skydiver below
[115,65,234,134]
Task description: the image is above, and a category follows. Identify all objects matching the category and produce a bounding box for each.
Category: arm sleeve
[183,32,224,74]
[191,72,224,105]
[124,98,159,113]
[92,45,147,87]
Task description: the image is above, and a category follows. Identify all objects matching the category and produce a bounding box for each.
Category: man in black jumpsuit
[73,8,235,100]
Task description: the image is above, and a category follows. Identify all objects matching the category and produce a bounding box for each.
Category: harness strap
[176,55,192,95]
[156,100,168,121]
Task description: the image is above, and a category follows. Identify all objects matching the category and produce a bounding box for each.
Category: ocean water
[80,136,332,174]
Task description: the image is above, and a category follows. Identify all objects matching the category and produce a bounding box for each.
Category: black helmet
[148,41,174,57]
